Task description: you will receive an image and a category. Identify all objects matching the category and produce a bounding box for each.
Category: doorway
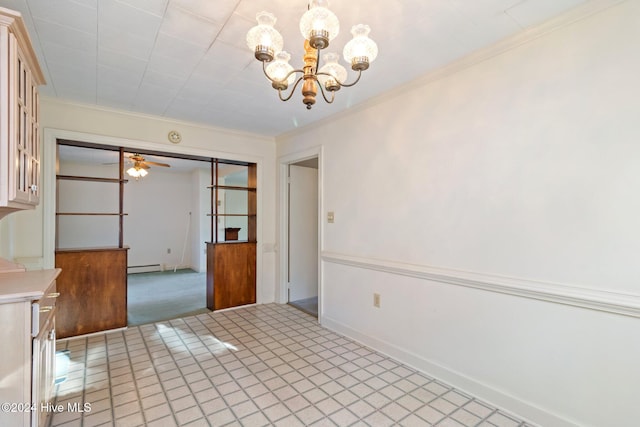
[54,141,258,330]
[287,158,319,317]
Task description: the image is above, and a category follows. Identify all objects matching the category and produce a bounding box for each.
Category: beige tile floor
[50,304,533,427]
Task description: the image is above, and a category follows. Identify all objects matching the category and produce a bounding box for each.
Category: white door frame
[278,146,323,320]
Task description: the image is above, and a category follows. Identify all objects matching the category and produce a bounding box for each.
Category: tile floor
[50,304,533,427]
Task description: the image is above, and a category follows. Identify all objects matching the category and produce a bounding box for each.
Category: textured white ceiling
[1,0,587,137]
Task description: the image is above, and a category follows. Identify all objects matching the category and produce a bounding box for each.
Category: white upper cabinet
[0,7,46,219]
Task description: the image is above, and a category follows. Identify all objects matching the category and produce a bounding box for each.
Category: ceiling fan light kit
[127,167,148,178]
[246,0,378,110]
[125,153,170,179]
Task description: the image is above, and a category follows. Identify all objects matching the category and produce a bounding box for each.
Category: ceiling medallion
[168,130,182,144]
[246,0,378,110]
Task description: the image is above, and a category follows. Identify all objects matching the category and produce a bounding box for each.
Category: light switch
[327,211,335,223]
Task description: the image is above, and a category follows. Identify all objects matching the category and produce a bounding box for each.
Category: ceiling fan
[126,153,170,178]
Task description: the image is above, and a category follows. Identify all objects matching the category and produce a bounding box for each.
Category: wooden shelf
[206,213,256,217]
[56,213,128,216]
[55,246,129,253]
[207,185,256,191]
[206,240,256,244]
[56,175,127,183]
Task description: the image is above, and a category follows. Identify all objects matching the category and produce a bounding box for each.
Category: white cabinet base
[0,269,61,427]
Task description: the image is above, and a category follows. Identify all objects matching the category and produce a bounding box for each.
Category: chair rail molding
[321,251,640,318]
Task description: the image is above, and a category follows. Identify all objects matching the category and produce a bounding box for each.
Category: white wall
[1,201,42,266]
[57,162,120,249]
[191,168,211,273]
[123,167,196,271]
[0,214,14,259]
[219,169,250,242]
[278,1,640,426]
[0,99,278,303]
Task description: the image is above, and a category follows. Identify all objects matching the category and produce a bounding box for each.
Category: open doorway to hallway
[287,157,319,317]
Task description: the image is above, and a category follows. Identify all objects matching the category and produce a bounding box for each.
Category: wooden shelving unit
[206,161,257,310]
[54,143,128,338]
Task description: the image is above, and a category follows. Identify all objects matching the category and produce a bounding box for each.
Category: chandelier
[246,0,378,110]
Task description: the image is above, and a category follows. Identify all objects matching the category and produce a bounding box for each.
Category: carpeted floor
[127,269,210,326]
[289,296,318,317]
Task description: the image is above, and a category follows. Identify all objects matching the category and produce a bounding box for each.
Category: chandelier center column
[302,40,318,109]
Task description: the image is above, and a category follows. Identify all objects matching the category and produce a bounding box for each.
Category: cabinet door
[0,300,31,427]
[9,39,38,205]
[32,314,55,427]
[29,83,40,204]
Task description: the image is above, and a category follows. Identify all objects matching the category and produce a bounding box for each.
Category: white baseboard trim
[322,252,640,318]
[321,316,578,427]
[56,326,128,342]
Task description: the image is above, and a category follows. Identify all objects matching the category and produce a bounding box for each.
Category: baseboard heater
[127,264,162,274]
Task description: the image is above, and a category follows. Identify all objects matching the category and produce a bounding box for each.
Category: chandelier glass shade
[246,0,377,110]
[299,0,339,50]
[343,24,378,69]
[318,53,347,91]
[266,51,296,89]
[245,12,283,62]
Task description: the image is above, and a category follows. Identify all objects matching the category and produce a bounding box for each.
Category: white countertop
[0,269,61,303]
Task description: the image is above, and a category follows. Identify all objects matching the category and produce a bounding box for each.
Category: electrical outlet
[327,211,335,223]
[373,293,380,308]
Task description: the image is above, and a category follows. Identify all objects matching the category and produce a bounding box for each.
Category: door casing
[278,147,323,319]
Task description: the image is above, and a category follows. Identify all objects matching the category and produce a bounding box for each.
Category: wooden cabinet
[207,242,256,310]
[55,248,128,338]
[0,7,46,219]
[0,268,61,427]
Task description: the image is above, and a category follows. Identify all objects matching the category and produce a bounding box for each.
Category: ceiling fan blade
[139,163,150,169]
[144,161,170,167]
